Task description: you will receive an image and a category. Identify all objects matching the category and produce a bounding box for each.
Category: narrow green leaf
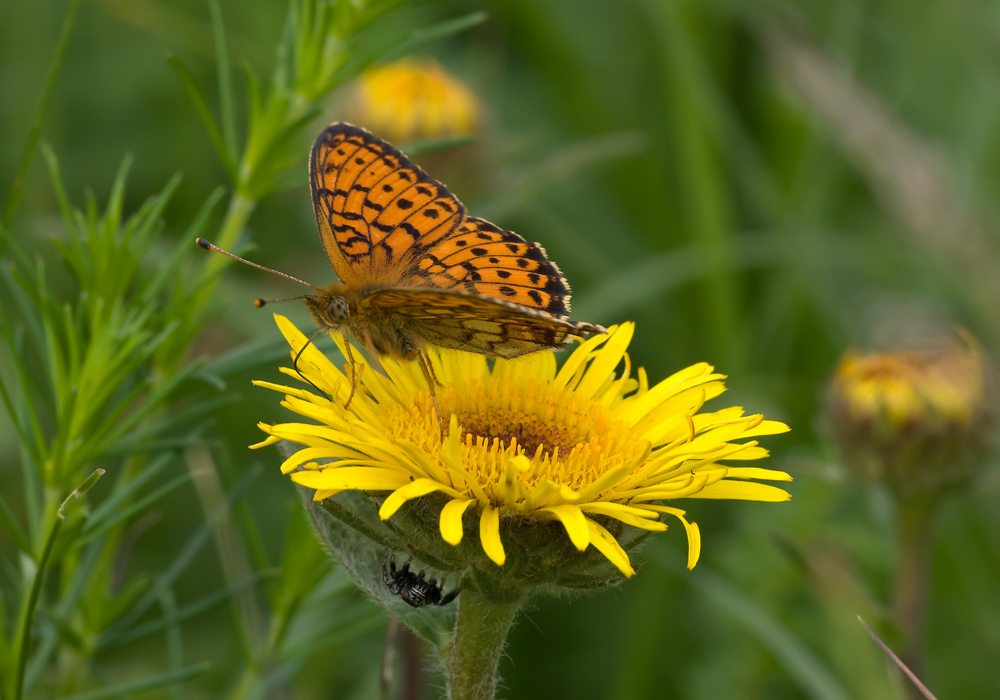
[206,0,238,162]
[376,11,488,66]
[0,493,30,554]
[58,664,210,700]
[77,473,191,547]
[2,0,80,233]
[166,53,237,183]
[102,572,274,649]
[143,186,225,304]
[23,539,105,694]
[98,466,261,643]
[652,548,851,700]
[84,452,173,529]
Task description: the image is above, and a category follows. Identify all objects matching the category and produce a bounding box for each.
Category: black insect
[382,558,460,608]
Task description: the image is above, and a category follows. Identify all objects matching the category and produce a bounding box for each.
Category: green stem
[893,492,939,683]
[443,588,521,700]
[12,494,63,700]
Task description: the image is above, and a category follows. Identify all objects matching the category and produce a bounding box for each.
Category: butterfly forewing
[310,124,465,283]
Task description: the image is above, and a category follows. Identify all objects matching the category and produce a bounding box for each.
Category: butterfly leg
[416,351,444,433]
[420,349,444,388]
[342,338,361,408]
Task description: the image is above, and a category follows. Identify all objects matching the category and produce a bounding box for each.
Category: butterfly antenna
[254,295,309,308]
[195,238,319,290]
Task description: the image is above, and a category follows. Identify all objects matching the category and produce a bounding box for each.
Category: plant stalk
[443,588,521,700]
[893,492,938,685]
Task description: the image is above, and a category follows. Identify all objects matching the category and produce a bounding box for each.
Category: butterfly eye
[328,297,350,323]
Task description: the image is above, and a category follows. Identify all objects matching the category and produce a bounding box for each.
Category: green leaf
[166,53,238,184]
[1,0,80,232]
[207,0,238,162]
[58,664,210,700]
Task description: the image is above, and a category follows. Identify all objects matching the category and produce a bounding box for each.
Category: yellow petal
[440,498,475,545]
[573,322,634,399]
[580,502,667,531]
[585,519,634,577]
[723,467,793,482]
[291,467,408,491]
[537,505,590,550]
[379,478,453,520]
[479,505,506,565]
[249,435,280,450]
[743,419,791,437]
[689,480,792,501]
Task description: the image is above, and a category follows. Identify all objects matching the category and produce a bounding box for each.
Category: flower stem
[443,588,521,700]
[893,492,938,683]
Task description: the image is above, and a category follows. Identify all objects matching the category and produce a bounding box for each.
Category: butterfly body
[306,123,605,366]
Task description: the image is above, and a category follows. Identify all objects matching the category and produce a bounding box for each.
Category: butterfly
[302,123,604,377]
[199,123,605,405]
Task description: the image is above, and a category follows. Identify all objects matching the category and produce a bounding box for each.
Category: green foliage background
[2,0,999,697]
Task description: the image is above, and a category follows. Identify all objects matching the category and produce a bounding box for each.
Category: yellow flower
[341,58,480,144]
[828,333,991,494]
[253,316,791,578]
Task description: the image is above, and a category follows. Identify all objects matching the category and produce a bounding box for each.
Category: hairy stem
[443,587,521,700]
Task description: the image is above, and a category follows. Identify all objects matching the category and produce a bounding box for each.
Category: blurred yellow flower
[828,332,991,493]
[342,58,480,144]
[253,316,791,578]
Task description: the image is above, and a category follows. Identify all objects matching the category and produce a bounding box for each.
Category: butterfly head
[305,289,351,332]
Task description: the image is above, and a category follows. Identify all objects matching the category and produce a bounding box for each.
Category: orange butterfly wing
[411,216,573,319]
[309,123,465,284]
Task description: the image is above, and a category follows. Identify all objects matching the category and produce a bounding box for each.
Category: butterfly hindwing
[360,288,602,359]
[412,217,572,318]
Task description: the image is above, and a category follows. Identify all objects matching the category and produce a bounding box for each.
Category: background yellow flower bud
[827,333,992,496]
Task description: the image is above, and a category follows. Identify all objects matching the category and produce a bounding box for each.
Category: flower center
[387,378,649,499]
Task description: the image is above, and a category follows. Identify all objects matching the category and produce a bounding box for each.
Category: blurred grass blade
[84,453,173,529]
[206,0,237,161]
[143,187,226,304]
[78,473,191,547]
[378,11,488,64]
[652,547,850,700]
[166,53,237,183]
[2,0,80,234]
[0,493,30,554]
[478,131,645,222]
[58,664,210,700]
[98,465,261,644]
[858,616,938,700]
[103,572,274,649]
[24,539,104,694]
